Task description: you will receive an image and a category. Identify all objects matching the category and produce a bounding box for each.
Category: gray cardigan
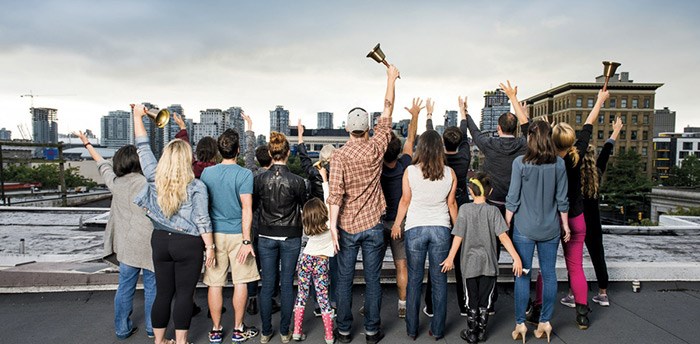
[98,160,154,271]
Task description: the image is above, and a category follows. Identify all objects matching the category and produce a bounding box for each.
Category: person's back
[405,164,453,230]
[201,163,253,234]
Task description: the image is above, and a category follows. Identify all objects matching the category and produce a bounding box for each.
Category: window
[587,98,594,108]
[314,144,324,151]
[621,114,627,124]
[621,130,626,139]
[642,147,648,156]
[621,98,628,108]
[576,113,582,124]
[631,131,637,140]
[644,98,650,108]
[576,97,582,107]
[632,99,638,108]
[680,151,689,159]
[683,142,693,150]
[598,130,604,139]
[620,146,626,154]
[632,115,638,124]
[643,131,648,140]
[643,115,649,124]
[609,114,615,123]
[631,146,637,153]
[610,98,617,108]
[598,114,604,124]
[698,142,700,150]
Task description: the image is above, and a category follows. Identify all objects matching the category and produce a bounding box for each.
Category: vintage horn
[145,108,171,128]
[367,43,390,67]
[602,61,621,91]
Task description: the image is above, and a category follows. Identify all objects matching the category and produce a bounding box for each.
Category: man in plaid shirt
[328,64,400,344]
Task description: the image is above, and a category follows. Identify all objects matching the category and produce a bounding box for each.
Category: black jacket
[298,143,324,201]
[253,164,307,238]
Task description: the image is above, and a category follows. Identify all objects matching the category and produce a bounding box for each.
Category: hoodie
[467,116,529,203]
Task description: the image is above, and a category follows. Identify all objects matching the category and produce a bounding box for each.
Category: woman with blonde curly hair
[529,89,608,331]
[131,104,216,344]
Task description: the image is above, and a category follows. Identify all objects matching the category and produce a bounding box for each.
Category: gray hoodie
[467,116,529,203]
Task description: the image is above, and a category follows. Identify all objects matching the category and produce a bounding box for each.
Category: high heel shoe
[533,322,552,343]
[511,323,527,343]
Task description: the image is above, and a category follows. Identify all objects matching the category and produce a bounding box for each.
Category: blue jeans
[512,226,559,324]
[258,236,301,336]
[336,223,385,335]
[404,226,451,338]
[114,263,156,338]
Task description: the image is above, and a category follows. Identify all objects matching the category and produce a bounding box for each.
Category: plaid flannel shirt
[327,116,392,234]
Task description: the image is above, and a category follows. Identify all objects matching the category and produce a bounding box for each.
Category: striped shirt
[327,116,392,234]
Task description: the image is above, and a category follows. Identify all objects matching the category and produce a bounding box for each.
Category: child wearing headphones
[441,172,522,343]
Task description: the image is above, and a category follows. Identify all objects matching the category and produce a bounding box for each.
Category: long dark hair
[412,130,446,181]
[113,145,141,177]
[196,136,219,162]
[523,120,557,165]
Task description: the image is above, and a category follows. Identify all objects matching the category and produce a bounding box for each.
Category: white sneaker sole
[593,299,610,307]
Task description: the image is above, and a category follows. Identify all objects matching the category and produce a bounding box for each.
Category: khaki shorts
[383,219,406,261]
[203,233,260,286]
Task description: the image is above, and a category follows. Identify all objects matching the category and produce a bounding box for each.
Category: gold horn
[145,108,171,128]
[367,43,390,67]
[602,61,621,91]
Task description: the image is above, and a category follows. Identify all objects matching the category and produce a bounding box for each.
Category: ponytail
[567,146,579,167]
[581,144,599,199]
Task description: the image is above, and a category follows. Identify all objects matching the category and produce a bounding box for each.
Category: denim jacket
[133,136,213,236]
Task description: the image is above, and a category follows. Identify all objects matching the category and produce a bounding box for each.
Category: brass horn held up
[367,43,390,67]
[602,61,621,92]
[145,108,171,128]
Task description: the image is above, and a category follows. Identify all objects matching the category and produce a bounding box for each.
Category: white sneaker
[592,293,610,307]
[422,306,434,318]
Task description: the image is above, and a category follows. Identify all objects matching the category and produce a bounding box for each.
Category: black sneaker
[365,329,384,344]
[334,329,352,344]
[246,297,259,315]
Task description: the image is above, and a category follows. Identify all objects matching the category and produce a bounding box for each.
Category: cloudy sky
[1,0,698,139]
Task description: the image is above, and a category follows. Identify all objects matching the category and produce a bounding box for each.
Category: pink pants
[535,214,588,306]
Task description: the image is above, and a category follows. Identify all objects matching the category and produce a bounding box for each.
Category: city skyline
[1,1,699,139]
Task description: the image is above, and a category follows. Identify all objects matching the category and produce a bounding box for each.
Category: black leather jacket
[253,164,307,238]
[298,144,324,201]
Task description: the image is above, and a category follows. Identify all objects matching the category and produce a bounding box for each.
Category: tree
[3,164,97,189]
[665,155,700,187]
[600,150,654,212]
[471,155,480,170]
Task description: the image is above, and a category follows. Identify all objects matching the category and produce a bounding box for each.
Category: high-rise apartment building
[524,71,663,177]
[653,131,700,180]
[163,104,194,145]
[193,108,225,145]
[225,107,247,153]
[257,134,267,147]
[101,110,131,148]
[444,110,458,128]
[0,128,11,141]
[317,112,334,129]
[270,106,290,135]
[653,107,676,136]
[31,107,58,144]
[480,89,510,132]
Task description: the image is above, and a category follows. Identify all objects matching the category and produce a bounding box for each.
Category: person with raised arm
[423,97,471,317]
[297,119,325,201]
[75,131,155,340]
[380,97,421,319]
[171,111,219,179]
[582,116,623,308]
[545,89,609,330]
[328,65,400,344]
[131,104,215,344]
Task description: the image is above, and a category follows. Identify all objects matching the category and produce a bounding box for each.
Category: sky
[1,0,699,140]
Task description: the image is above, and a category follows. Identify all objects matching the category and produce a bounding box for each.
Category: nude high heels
[512,323,527,343]
[533,321,552,343]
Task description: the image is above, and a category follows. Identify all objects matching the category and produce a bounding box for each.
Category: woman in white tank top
[391,130,458,340]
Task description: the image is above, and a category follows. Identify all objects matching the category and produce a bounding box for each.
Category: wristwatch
[242,240,252,245]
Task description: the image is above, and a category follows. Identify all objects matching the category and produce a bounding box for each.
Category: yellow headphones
[469,178,484,196]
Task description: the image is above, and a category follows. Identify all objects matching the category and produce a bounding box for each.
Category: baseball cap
[346,107,369,133]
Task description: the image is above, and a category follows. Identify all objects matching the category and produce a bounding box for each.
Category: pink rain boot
[322,312,334,344]
[293,306,306,341]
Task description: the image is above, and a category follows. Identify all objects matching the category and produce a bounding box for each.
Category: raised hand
[613,116,623,132]
[458,96,468,118]
[520,101,529,118]
[72,130,88,145]
[387,64,400,81]
[130,104,146,118]
[241,111,252,131]
[172,112,186,130]
[425,98,434,115]
[597,89,610,103]
[404,97,424,117]
[499,80,518,100]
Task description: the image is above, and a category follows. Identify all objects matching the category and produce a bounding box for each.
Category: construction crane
[20,90,75,108]
[16,123,32,141]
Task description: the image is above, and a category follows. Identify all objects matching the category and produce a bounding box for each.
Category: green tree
[3,164,97,189]
[472,155,480,170]
[600,150,654,210]
[665,155,700,187]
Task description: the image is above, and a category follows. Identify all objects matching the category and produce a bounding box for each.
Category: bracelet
[83,142,92,148]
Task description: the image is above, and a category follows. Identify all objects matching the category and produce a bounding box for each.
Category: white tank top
[405,164,453,231]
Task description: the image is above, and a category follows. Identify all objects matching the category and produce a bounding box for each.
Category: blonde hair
[302,198,329,236]
[155,139,195,218]
[581,144,600,199]
[552,123,579,166]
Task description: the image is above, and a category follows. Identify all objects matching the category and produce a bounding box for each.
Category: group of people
[78,63,624,344]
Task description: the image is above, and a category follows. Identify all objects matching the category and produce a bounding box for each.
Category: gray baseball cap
[346,107,369,132]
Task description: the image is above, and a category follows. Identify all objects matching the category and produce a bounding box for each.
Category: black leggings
[465,275,496,310]
[151,229,204,330]
[584,199,609,289]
